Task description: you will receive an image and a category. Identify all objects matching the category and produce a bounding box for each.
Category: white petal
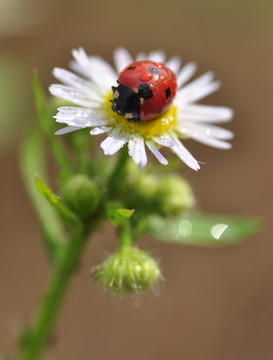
[177,62,197,87]
[147,50,166,63]
[49,84,97,107]
[56,117,108,127]
[100,129,128,155]
[128,136,147,170]
[178,71,214,96]
[55,126,83,135]
[165,56,181,74]
[146,140,168,165]
[184,81,221,103]
[87,56,117,90]
[178,104,234,123]
[114,48,133,73]
[177,125,232,149]
[72,48,117,91]
[153,137,175,147]
[52,68,98,96]
[57,106,99,115]
[179,122,234,140]
[135,52,146,61]
[70,60,87,78]
[171,137,200,171]
[90,126,112,135]
[70,48,91,78]
[55,107,108,127]
[177,75,221,104]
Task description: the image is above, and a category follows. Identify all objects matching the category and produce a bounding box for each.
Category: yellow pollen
[104,91,177,139]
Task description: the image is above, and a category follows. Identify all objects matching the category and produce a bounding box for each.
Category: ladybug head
[111,84,141,122]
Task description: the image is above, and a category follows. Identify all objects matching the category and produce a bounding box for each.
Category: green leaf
[107,207,135,226]
[32,70,72,178]
[146,213,261,247]
[35,176,82,229]
[20,125,66,260]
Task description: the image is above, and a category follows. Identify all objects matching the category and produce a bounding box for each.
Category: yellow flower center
[104,91,177,139]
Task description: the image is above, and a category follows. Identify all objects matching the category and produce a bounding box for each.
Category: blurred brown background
[0,0,273,359]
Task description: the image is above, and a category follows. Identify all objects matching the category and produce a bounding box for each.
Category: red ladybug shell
[117,61,177,121]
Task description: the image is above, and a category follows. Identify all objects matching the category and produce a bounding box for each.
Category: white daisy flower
[49,47,234,171]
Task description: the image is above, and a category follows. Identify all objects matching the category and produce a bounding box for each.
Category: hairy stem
[18,223,97,360]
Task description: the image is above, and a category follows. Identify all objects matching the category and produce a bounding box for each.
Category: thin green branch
[32,71,73,178]
[17,220,98,360]
[119,222,133,249]
[106,146,128,197]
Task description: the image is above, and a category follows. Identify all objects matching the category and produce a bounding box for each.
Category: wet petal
[128,136,147,170]
[171,137,200,171]
[178,104,234,123]
[146,140,168,165]
[72,48,117,90]
[100,129,128,155]
[114,48,133,73]
[177,125,232,149]
[55,126,83,135]
[90,126,112,135]
[49,84,98,107]
[135,52,146,61]
[148,50,166,63]
[153,137,175,147]
[165,56,181,74]
[177,62,197,87]
[180,122,234,140]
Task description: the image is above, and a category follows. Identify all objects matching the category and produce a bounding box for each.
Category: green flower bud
[135,173,159,200]
[116,162,159,205]
[92,247,161,296]
[61,174,100,218]
[155,175,195,216]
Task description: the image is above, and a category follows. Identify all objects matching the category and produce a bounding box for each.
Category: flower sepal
[106,201,135,226]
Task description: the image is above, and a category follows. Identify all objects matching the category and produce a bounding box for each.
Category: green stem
[106,146,128,197]
[32,72,73,178]
[18,223,97,360]
[119,222,133,249]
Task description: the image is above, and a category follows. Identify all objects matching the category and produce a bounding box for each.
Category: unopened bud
[61,174,100,218]
[155,175,195,216]
[136,173,159,200]
[92,247,161,296]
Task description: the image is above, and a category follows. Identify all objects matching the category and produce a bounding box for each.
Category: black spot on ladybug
[128,66,136,70]
[138,83,153,100]
[149,67,159,75]
[165,87,171,99]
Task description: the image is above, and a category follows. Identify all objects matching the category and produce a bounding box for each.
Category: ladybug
[111,61,177,122]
